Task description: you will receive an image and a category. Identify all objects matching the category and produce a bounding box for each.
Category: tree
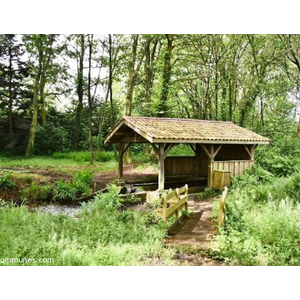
[25,34,56,157]
[87,34,94,165]
[157,34,174,117]
[0,35,29,141]
[71,34,86,151]
[125,35,148,116]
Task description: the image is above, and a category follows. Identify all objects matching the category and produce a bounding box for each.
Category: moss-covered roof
[104,116,271,144]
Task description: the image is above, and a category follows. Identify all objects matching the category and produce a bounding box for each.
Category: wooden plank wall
[165,157,200,175]
[214,144,250,160]
[212,160,254,177]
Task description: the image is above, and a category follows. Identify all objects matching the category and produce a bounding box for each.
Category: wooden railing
[156,185,188,223]
[218,186,228,229]
[211,160,254,177]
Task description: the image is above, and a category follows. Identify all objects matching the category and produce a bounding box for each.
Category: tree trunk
[25,46,43,157]
[71,35,85,151]
[144,38,158,116]
[125,35,139,116]
[87,34,94,165]
[40,73,46,125]
[158,34,174,117]
[108,34,117,158]
[8,44,13,138]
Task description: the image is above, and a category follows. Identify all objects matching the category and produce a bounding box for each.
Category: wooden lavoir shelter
[104,117,270,191]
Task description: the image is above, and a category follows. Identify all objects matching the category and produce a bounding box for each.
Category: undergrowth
[0,185,173,266]
[212,169,300,266]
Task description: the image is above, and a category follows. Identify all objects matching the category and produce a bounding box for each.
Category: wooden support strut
[152,143,176,191]
[201,144,223,188]
[244,144,256,160]
[118,142,132,178]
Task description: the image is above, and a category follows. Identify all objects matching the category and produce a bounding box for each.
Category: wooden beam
[118,143,125,178]
[123,119,153,143]
[122,143,131,155]
[150,139,270,145]
[164,144,176,159]
[213,145,223,159]
[250,145,255,160]
[244,145,251,158]
[200,144,212,158]
[189,143,196,154]
[112,136,148,143]
[151,144,159,159]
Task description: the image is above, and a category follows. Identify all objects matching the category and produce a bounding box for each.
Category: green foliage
[213,172,300,265]
[231,164,274,189]
[21,182,51,202]
[52,170,93,201]
[85,184,122,211]
[265,155,300,177]
[0,185,171,266]
[0,173,16,190]
[168,145,194,157]
[198,187,221,200]
[52,180,78,202]
[53,151,115,162]
[35,124,71,154]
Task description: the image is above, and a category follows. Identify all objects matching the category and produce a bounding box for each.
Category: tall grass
[53,151,115,162]
[0,185,174,266]
[212,171,300,266]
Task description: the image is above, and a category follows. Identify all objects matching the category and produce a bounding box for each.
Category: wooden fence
[156,184,188,223]
[211,160,254,177]
[218,186,228,229]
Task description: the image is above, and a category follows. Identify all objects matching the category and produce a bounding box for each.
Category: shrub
[21,182,51,202]
[264,155,300,177]
[52,180,77,202]
[0,173,16,190]
[35,124,71,154]
[52,170,93,201]
[212,171,300,265]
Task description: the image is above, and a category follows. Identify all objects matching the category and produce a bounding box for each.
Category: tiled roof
[105,116,271,144]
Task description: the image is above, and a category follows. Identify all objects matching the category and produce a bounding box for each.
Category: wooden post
[118,142,125,178]
[218,186,228,229]
[209,145,214,188]
[250,145,255,160]
[162,193,167,223]
[175,188,180,220]
[158,143,165,191]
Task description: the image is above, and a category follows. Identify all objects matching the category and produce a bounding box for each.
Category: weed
[0,173,16,190]
[21,182,51,202]
[52,170,93,201]
[0,185,172,266]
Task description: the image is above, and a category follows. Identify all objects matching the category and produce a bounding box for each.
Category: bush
[212,171,300,265]
[52,170,93,201]
[21,182,51,202]
[0,173,16,190]
[231,164,274,189]
[264,155,300,177]
[35,124,71,154]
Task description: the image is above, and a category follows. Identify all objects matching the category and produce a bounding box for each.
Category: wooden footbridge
[156,185,229,249]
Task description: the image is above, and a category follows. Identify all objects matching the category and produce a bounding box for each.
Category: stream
[39,205,82,218]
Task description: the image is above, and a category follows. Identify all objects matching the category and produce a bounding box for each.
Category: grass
[0,185,175,266]
[0,156,118,173]
[212,171,300,266]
